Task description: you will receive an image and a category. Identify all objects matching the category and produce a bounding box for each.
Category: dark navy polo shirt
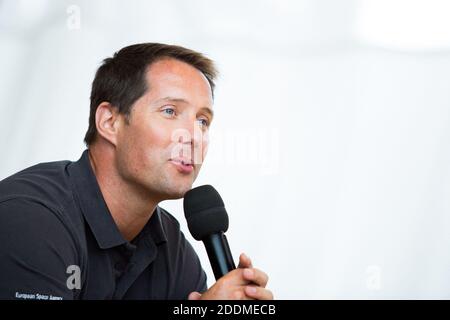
[0,150,207,300]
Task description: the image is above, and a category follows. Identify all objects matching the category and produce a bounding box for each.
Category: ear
[95,102,122,146]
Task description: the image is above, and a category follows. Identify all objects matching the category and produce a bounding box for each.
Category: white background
[1,0,450,299]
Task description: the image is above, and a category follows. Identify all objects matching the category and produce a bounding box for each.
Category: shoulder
[0,160,72,207]
[0,160,83,241]
[157,206,186,249]
[157,206,191,248]
[158,206,181,229]
[0,154,90,242]
[0,197,79,252]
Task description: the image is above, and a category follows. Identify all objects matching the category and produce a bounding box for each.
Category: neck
[88,145,159,242]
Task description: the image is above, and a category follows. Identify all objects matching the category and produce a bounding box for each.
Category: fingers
[198,254,272,300]
[188,291,202,300]
[245,286,274,300]
[238,253,253,269]
[243,267,269,288]
[232,289,254,300]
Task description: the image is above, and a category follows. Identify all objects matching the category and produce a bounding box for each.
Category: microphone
[183,185,236,280]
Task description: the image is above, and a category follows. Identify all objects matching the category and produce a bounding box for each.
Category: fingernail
[244,268,253,278]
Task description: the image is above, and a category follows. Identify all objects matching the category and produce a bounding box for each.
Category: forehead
[145,58,213,104]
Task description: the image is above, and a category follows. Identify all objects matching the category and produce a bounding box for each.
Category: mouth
[169,158,195,174]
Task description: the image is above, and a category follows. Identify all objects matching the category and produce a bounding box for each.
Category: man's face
[115,58,214,200]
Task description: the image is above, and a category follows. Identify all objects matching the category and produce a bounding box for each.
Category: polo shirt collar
[67,149,167,249]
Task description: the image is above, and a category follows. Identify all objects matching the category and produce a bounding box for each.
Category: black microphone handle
[202,232,236,280]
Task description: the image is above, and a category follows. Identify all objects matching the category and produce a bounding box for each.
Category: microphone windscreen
[183,185,229,240]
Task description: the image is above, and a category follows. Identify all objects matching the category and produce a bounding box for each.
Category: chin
[164,191,187,200]
[164,183,192,200]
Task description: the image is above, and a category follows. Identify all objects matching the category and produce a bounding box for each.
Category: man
[0,43,273,300]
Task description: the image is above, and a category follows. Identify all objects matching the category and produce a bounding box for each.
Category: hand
[188,253,273,300]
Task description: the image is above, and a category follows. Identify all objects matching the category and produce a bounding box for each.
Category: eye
[161,106,176,117]
[197,118,209,128]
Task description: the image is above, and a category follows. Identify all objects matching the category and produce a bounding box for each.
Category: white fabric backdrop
[1,0,449,299]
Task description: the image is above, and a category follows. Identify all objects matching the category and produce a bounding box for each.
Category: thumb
[188,291,202,300]
[238,253,252,269]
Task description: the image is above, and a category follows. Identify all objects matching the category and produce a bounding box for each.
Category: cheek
[139,129,172,168]
[119,122,171,171]
[133,117,172,147]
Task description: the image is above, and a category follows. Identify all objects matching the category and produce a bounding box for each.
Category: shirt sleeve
[0,198,79,300]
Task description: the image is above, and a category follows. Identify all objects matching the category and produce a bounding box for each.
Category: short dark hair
[84,43,218,145]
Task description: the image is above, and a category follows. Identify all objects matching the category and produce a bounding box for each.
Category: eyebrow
[155,96,214,120]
